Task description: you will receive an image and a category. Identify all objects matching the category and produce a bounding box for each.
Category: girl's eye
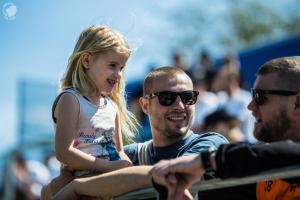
[120,66,125,71]
[109,64,116,68]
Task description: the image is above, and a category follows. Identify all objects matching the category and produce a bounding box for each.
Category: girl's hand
[118,151,133,163]
[94,158,132,173]
[110,160,132,170]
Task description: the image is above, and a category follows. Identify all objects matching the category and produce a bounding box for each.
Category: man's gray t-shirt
[124,131,228,165]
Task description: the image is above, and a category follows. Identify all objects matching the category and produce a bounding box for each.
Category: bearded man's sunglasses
[251,88,298,106]
[144,90,199,106]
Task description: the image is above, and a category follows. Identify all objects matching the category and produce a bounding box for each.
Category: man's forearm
[73,166,153,198]
[215,141,300,179]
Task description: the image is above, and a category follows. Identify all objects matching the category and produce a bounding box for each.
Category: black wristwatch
[200,148,216,173]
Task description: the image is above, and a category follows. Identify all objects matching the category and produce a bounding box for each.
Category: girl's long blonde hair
[60,25,139,143]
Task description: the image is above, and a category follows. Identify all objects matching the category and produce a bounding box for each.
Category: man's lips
[167,114,186,121]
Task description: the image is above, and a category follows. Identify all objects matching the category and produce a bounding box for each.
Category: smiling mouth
[107,79,117,87]
[167,115,186,121]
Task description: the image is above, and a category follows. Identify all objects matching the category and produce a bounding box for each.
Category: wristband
[200,149,216,173]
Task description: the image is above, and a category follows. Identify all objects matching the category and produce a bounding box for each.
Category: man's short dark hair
[257,56,300,90]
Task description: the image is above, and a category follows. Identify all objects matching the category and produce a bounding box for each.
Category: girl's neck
[85,92,104,105]
[88,90,102,98]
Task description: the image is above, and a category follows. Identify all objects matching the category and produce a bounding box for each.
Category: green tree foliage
[167,0,300,56]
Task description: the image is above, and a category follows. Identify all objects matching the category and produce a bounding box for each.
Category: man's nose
[173,96,185,108]
[247,99,258,111]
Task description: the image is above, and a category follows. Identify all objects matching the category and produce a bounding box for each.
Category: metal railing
[113,165,300,200]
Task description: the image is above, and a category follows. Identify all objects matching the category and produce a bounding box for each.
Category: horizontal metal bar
[113,165,300,200]
[190,165,300,193]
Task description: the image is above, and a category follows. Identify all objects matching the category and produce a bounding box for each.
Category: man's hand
[150,155,205,200]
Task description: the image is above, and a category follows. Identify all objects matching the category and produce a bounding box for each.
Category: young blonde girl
[42,25,139,199]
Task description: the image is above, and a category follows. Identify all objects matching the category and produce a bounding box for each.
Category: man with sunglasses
[50,66,228,200]
[124,66,228,166]
[151,56,300,200]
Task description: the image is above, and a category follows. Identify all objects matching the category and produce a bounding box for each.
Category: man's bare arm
[53,166,153,200]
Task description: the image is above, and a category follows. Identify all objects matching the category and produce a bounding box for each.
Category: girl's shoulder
[52,88,80,123]
[63,88,82,97]
[54,88,81,106]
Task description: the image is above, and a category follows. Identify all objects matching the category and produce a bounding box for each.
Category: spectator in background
[220,52,240,74]
[12,153,38,200]
[202,109,244,143]
[212,51,241,92]
[212,53,256,143]
[220,52,248,89]
[189,50,215,91]
[191,78,219,133]
[172,51,189,72]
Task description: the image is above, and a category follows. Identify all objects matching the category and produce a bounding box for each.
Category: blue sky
[0,0,186,154]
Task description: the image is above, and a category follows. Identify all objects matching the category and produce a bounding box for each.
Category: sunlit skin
[139,73,195,147]
[247,73,296,142]
[83,50,127,102]
[150,155,203,200]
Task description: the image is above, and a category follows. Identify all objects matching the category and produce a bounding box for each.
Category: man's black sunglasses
[144,90,199,106]
[251,88,298,106]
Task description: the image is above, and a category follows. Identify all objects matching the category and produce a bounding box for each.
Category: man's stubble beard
[255,108,291,142]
